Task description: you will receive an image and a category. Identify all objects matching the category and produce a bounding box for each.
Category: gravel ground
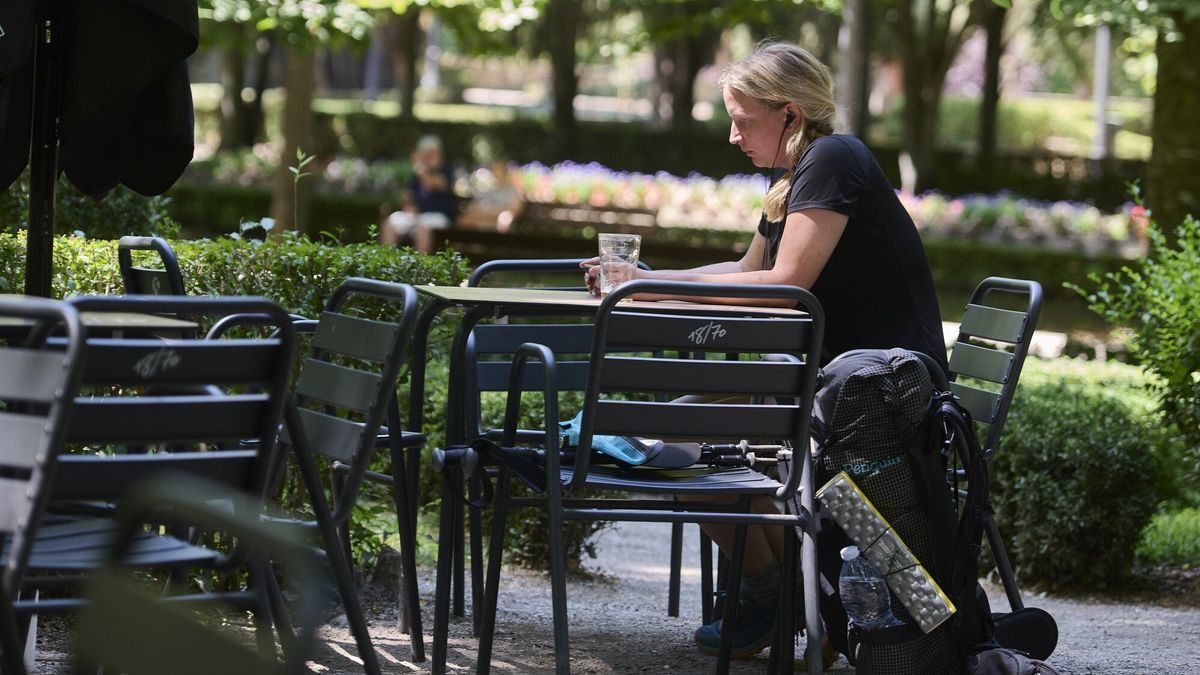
[29,520,1200,674]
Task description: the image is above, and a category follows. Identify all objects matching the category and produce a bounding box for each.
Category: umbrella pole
[24,1,67,298]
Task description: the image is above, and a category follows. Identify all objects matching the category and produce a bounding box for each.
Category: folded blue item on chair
[558,412,657,465]
[558,413,705,468]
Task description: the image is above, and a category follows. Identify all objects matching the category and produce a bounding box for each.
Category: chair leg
[545,483,570,673]
[330,469,356,583]
[476,466,511,674]
[768,531,798,674]
[290,420,382,675]
[390,446,426,662]
[668,522,683,618]
[802,518,823,675]
[246,561,278,661]
[700,531,715,624]
[469,476,485,636]
[323,528,382,675]
[0,585,27,675]
[453,494,466,618]
[261,558,300,662]
[432,469,459,675]
[985,512,1024,611]
[716,523,748,675]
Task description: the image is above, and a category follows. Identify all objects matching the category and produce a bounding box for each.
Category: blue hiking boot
[693,598,777,659]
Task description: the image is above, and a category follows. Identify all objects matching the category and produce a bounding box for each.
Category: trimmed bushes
[991,358,1184,590]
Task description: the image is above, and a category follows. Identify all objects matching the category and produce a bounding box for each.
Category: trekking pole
[701,440,789,468]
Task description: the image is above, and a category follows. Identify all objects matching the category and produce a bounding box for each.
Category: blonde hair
[719,43,836,221]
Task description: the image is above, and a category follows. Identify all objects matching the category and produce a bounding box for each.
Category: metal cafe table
[0,297,199,339]
[408,284,806,669]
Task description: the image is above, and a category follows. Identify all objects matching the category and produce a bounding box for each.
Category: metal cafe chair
[4,295,298,672]
[0,296,85,675]
[284,278,425,667]
[208,277,426,670]
[452,258,701,630]
[942,276,1043,612]
[117,235,187,297]
[73,475,328,675]
[432,280,827,674]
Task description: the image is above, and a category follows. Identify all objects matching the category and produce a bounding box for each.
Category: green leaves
[991,358,1182,588]
[1076,201,1200,472]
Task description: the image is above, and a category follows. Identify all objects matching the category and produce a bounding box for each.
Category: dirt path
[31,520,1200,673]
[307,521,1200,674]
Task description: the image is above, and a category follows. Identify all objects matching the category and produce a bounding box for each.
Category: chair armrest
[501,343,569,488]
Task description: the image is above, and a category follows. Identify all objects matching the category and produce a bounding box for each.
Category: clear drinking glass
[597,233,641,296]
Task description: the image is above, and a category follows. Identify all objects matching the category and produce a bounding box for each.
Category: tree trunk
[1146,10,1200,241]
[364,16,394,101]
[218,44,247,151]
[269,48,315,237]
[893,0,979,193]
[977,1,1006,184]
[394,8,421,121]
[239,33,275,147]
[836,0,870,137]
[546,0,579,160]
[651,45,674,129]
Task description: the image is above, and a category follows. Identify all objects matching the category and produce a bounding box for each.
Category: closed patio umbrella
[0,0,198,296]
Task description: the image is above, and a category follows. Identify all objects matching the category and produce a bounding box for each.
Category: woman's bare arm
[626,208,848,306]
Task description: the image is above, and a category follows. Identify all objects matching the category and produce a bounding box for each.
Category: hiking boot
[693,598,777,659]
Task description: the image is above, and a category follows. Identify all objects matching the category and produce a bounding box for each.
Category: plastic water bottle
[839,545,899,630]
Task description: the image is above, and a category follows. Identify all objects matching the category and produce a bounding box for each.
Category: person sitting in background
[380,134,457,254]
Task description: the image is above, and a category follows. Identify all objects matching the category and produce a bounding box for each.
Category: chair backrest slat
[471,323,594,355]
[947,342,1014,385]
[594,400,798,440]
[312,311,401,362]
[0,412,54,469]
[598,357,806,397]
[606,311,810,353]
[959,304,1027,343]
[52,452,259,501]
[295,358,383,414]
[78,338,282,385]
[475,360,591,393]
[0,477,30,532]
[68,395,272,444]
[949,381,1001,425]
[292,407,364,463]
[0,347,68,400]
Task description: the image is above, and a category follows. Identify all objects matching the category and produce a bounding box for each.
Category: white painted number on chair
[133,348,181,378]
[688,321,727,346]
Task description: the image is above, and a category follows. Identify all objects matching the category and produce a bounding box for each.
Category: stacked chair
[1,295,298,673]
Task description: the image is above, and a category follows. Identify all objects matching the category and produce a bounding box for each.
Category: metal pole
[25,1,66,297]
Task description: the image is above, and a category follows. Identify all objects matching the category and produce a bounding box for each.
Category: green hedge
[991,357,1186,590]
[164,181,385,243]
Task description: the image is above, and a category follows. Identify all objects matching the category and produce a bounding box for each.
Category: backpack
[802,348,996,674]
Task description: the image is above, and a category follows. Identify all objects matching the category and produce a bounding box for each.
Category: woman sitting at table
[582,42,946,664]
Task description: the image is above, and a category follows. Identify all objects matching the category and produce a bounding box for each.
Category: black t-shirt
[758,134,946,371]
[407,164,457,221]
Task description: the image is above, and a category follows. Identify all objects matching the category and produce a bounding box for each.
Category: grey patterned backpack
[810,348,994,675]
